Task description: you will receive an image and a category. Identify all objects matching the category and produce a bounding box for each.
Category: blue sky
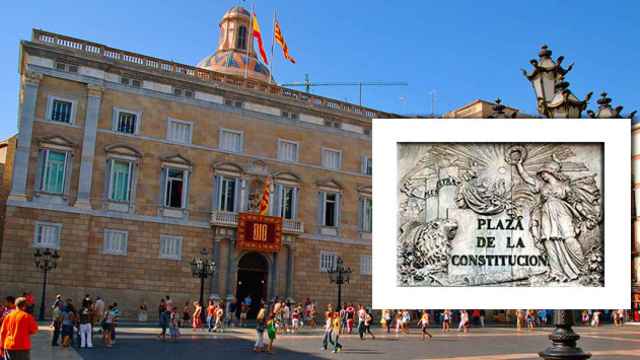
[0,1,638,139]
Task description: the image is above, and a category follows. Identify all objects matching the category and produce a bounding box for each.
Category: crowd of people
[0,289,635,358]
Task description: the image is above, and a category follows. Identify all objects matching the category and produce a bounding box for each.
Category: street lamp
[34,248,60,321]
[523,45,592,360]
[587,92,637,119]
[327,257,351,311]
[190,248,215,322]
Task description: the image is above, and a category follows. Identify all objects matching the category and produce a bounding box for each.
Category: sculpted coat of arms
[397,143,603,287]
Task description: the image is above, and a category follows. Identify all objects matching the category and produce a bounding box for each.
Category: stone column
[210,228,221,300]
[75,84,103,209]
[9,71,42,202]
[269,252,278,300]
[285,243,295,301]
[224,237,236,301]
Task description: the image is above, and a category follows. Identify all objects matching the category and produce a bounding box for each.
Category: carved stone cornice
[87,84,104,97]
[23,71,43,87]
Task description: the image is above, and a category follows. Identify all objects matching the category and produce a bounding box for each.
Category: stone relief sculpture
[397,143,603,287]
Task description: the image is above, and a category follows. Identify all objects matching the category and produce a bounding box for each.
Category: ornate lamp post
[523,45,592,360]
[34,248,60,321]
[190,248,216,322]
[327,257,351,311]
[587,92,637,119]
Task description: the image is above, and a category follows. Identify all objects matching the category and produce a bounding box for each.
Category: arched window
[236,25,247,50]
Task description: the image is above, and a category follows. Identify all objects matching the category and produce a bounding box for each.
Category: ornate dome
[197,6,272,83]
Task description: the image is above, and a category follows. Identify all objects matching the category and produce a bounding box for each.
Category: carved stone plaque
[397,143,604,287]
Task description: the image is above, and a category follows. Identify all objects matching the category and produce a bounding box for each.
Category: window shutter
[104,159,113,199]
[212,175,221,211]
[35,149,46,191]
[160,168,167,206]
[357,197,364,231]
[273,184,283,217]
[63,152,72,195]
[335,193,341,228]
[317,192,325,227]
[292,187,299,219]
[241,179,249,211]
[182,170,190,209]
[233,178,241,212]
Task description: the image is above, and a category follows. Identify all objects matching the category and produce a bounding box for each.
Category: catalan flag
[258,176,271,216]
[252,12,269,64]
[274,20,296,64]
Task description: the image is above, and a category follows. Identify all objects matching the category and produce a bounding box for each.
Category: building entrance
[236,252,268,319]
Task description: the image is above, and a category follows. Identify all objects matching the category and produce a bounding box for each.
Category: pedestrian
[158,299,166,323]
[181,301,190,328]
[192,301,203,330]
[357,304,367,339]
[291,305,301,334]
[110,303,120,345]
[137,303,148,322]
[214,302,224,332]
[169,308,180,341]
[282,301,290,334]
[206,300,215,332]
[480,309,486,328]
[381,309,391,333]
[309,303,317,328]
[515,309,524,331]
[591,310,601,327]
[458,310,470,333]
[346,304,356,334]
[442,309,451,332]
[0,297,38,360]
[254,303,266,352]
[158,306,169,341]
[331,310,343,353]
[102,305,115,347]
[526,310,536,330]
[266,315,276,353]
[401,310,411,334]
[581,310,590,326]
[78,299,94,348]
[47,297,62,347]
[363,309,376,340]
[616,309,625,326]
[0,297,15,327]
[165,296,174,313]
[418,311,433,340]
[239,300,249,328]
[61,299,77,347]
[23,293,35,316]
[321,305,333,351]
[93,297,105,333]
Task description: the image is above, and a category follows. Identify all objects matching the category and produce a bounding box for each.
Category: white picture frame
[372,118,631,309]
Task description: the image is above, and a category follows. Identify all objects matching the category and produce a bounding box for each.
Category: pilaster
[75,84,103,209]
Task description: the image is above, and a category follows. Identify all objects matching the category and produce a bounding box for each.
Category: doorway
[236,252,269,319]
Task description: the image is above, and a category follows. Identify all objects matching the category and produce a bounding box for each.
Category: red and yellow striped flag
[274,20,296,64]
[252,12,269,64]
[258,177,271,216]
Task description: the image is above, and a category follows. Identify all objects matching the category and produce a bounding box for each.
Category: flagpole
[245,4,254,80]
[268,8,277,84]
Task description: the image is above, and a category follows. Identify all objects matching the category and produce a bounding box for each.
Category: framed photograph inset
[372,119,630,309]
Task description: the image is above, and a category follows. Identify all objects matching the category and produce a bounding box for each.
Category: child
[266,316,277,353]
[169,309,180,341]
[418,311,433,340]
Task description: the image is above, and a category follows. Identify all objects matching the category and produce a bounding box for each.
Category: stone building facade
[0,6,393,320]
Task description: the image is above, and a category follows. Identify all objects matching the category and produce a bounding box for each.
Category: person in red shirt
[0,297,38,360]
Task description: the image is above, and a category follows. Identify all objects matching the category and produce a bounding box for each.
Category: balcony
[210,210,304,234]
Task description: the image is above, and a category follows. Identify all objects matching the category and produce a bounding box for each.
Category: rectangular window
[277,140,298,162]
[322,148,342,170]
[33,222,61,249]
[282,111,299,120]
[40,149,68,194]
[103,229,128,255]
[50,99,73,123]
[363,157,372,176]
[159,235,182,260]
[360,197,373,233]
[224,99,243,108]
[324,193,337,227]
[219,177,236,212]
[114,110,138,134]
[164,168,186,208]
[220,129,243,153]
[280,186,296,219]
[320,251,337,272]
[167,119,192,144]
[360,255,372,275]
[108,159,133,202]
